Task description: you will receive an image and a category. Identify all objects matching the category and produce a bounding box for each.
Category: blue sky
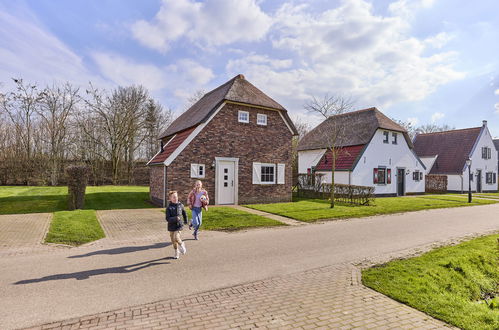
[1,0,499,135]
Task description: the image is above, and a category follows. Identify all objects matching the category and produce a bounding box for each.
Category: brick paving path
[26,264,451,330]
[0,213,53,255]
[97,209,167,243]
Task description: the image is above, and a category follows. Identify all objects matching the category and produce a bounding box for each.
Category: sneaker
[189,224,193,231]
[179,242,187,254]
[173,249,180,259]
[193,233,198,240]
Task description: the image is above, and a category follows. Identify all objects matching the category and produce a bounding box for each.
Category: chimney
[483,120,487,127]
[160,141,164,152]
[237,74,245,80]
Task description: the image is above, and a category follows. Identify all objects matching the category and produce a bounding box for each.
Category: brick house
[147,74,298,206]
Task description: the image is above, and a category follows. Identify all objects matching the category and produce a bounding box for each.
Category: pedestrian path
[26,263,451,330]
[0,213,53,255]
[229,205,305,226]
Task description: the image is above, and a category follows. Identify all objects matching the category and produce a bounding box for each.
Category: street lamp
[466,158,472,203]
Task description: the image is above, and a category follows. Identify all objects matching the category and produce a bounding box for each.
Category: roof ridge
[201,74,240,98]
[417,126,481,136]
[326,107,377,119]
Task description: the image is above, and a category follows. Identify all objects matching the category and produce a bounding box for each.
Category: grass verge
[245,195,498,222]
[0,185,153,215]
[163,206,285,231]
[45,210,105,246]
[362,234,499,330]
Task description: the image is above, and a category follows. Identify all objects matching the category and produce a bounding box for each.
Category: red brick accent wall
[166,103,293,205]
[149,165,165,206]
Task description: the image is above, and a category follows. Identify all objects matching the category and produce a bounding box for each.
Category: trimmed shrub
[66,165,89,210]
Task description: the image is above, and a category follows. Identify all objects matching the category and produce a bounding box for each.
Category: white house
[414,121,498,193]
[298,107,426,196]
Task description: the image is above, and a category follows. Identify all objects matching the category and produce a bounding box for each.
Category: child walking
[187,180,209,240]
[166,190,187,259]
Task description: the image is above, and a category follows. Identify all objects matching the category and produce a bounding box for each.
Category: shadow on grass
[0,195,66,214]
[68,242,170,258]
[0,192,154,214]
[14,257,169,285]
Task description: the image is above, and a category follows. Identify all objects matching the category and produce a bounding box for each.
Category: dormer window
[238,111,249,123]
[257,114,267,126]
[392,132,398,145]
[383,131,389,144]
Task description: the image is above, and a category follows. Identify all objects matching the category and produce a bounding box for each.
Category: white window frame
[253,162,276,184]
[257,113,267,126]
[190,163,205,178]
[238,110,249,123]
[383,131,389,144]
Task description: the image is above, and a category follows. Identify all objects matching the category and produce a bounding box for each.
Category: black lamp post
[466,158,472,203]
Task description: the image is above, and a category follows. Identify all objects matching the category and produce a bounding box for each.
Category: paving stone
[26,264,453,330]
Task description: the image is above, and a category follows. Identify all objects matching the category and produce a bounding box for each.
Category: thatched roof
[298,107,410,151]
[159,74,296,138]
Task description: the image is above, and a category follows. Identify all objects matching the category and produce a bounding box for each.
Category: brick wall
[165,103,293,205]
[149,165,165,206]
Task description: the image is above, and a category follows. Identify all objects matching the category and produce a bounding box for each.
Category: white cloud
[0,5,107,88]
[431,112,445,122]
[92,52,168,91]
[226,0,464,113]
[407,117,420,126]
[131,0,272,53]
[495,89,499,95]
[495,103,499,114]
[425,32,454,49]
[92,53,214,95]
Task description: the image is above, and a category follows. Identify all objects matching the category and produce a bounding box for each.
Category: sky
[1,0,499,136]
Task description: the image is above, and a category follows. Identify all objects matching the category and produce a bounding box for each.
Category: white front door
[217,161,235,204]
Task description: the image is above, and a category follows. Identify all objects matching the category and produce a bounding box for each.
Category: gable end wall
[166,103,293,204]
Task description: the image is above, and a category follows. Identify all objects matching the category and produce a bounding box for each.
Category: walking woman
[166,190,187,259]
[187,180,209,240]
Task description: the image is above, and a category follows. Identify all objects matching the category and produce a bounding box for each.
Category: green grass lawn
[0,185,153,246]
[164,207,285,231]
[362,234,499,330]
[245,195,498,222]
[0,185,153,214]
[45,210,105,246]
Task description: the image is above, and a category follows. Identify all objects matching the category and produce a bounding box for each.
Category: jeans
[169,230,182,250]
[191,207,202,237]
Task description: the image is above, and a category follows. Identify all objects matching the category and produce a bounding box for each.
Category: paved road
[1,204,498,329]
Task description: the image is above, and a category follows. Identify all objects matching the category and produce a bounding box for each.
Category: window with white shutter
[190,164,205,178]
[252,162,261,184]
[277,164,285,184]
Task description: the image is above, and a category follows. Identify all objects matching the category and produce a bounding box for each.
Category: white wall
[352,129,425,195]
[298,149,326,174]
[466,125,498,192]
[447,174,464,192]
[315,171,350,185]
[420,156,438,174]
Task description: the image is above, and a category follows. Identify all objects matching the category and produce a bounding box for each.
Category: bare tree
[304,94,354,208]
[392,119,416,140]
[144,99,174,159]
[416,123,454,134]
[184,89,205,111]
[37,83,80,185]
[291,117,312,183]
[82,85,149,184]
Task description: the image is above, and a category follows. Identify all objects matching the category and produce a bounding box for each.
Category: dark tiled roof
[298,107,410,151]
[493,139,499,152]
[148,127,197,165]
[413,127,482,174]
[159,74,296,138]
[315,145,365,171]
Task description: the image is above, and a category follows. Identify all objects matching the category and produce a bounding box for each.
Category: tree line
[0,79,173,186]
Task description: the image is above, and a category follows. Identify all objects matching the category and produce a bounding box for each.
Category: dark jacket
[165,202,187,232]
